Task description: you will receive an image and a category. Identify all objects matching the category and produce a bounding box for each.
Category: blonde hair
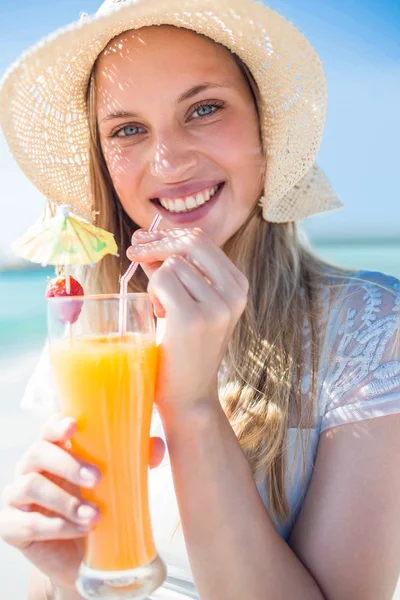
[83,37,356,521]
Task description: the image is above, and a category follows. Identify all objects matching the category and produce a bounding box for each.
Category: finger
[169,255,248,326]
[152,295,166,319]
[128,228,249,295]
[132,229,169,244]
[41,413,76,444]
[131,227,237,275]
[14,440,101,489]
[3,473,100,527]
[132,228,188,245]
[169,256,245,340]
[149,437,165,469]
[148,261,200,324]
[137,259,165,283]
[0,507,91,549]
[167,256,226,305]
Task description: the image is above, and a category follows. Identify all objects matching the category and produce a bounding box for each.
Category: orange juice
[50,333,158,572]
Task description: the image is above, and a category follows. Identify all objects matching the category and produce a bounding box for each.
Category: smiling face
[95,25,264,246]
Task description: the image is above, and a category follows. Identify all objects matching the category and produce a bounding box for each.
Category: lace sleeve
[320,271,400,433]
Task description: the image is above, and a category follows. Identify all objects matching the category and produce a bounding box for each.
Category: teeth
[159,184,220,214]
[160,199,169,210]
[175,199,186,212]
[185,196,197,210]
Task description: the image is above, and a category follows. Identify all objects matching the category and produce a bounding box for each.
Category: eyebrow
[177,82,233,103]
[100,83,233,123]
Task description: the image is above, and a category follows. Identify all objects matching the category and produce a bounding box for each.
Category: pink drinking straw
[118,214,162,336]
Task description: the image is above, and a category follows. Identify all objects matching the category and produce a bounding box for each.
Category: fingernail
[59,416,74,431]
[77,504,97,522]
[128,244,144,254]
[132,230,146,243]
[134,229,150,239]
[79,466,98,487]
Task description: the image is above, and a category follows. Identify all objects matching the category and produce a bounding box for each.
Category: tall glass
[47,294,166,599]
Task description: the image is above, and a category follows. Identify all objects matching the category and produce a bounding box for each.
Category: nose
[148,133,198,180]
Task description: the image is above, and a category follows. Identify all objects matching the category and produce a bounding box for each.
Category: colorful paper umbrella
[13,205,118,267]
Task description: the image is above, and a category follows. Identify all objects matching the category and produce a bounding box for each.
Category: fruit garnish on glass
[45,275,84,325]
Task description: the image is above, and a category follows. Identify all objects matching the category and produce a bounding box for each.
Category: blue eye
[191,104,219,119]
[114,125,144,138]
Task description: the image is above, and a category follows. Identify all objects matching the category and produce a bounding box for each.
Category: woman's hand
[127,227,248,419]
[0,413,165,590]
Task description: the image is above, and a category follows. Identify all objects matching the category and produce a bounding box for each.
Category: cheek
[210,115,262,177]
[101,142,141,197]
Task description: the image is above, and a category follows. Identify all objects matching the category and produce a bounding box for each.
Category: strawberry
[45,275,84,324]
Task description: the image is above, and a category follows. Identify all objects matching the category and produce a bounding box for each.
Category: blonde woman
[0,1,400,599]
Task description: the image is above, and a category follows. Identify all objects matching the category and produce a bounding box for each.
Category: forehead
[94,25,241,88]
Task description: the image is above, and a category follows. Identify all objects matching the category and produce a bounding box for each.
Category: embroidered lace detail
[373,360,400,379]
[360,375,400,399]
[320,273,400,429]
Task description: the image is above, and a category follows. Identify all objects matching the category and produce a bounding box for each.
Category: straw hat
[0,0,343,223]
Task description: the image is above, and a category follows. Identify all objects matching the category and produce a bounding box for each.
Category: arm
[161,399,324,600]
[163,405,400,600]
[289,413,400,600]
[128,229,325,599]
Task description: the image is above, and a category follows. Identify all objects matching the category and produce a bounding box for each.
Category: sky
[0,0,399,260]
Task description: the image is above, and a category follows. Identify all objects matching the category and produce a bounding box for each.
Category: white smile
[157,184,221,213]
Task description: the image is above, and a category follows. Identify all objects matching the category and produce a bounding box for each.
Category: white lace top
[21,270,400,600]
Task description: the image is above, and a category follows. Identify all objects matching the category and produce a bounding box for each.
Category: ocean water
[0,268,53,359]
[0,243,399,358]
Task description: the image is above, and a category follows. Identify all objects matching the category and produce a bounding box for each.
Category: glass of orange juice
[47,293,166,599]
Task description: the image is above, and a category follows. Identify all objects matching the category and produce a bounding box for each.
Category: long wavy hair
[83,36,353,521]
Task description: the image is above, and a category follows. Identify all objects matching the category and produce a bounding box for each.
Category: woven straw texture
[0,0,343,222]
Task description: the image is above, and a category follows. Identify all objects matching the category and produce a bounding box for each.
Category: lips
[151,180,223,199]
[151,182,225,224]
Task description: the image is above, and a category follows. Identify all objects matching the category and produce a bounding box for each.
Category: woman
[0,0,399,599]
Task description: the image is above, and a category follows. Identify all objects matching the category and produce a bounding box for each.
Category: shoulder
[341,269,400,299]
[322,269,400,333]
[317,269,400,432]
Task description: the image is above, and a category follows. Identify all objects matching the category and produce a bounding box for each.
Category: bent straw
[118,214,162,336]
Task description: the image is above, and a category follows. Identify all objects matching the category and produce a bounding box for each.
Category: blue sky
[0,0,399,258]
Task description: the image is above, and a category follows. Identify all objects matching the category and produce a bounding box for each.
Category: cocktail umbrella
[13,204,118,291]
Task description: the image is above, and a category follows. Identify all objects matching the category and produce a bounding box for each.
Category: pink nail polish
[129,244,144,253]
[77,504,97,522]
[80,466,97,486]
[134,230,152,239]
